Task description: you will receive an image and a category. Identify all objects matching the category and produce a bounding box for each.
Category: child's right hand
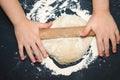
[14,19,52,63]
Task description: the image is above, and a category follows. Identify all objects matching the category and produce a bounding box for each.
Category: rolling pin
[39,26,95,40]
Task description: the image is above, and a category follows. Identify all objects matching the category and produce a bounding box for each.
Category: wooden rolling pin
[39,26,95,40]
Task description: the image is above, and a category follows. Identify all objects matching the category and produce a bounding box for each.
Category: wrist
[93,9,110,15]
[92,0,110,15]
[13,17,29,27]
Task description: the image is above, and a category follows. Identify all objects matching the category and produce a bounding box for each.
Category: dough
[42,15,93,64]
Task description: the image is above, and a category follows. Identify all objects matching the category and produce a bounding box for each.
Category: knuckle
[104,44,109,48]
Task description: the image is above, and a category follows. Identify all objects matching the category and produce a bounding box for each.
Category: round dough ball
[42,15,93,64]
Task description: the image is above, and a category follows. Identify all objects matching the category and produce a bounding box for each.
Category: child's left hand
[80,11,120,57]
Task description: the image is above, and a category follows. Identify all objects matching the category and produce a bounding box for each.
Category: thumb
[80,26,91,37]
[38,22,52,29]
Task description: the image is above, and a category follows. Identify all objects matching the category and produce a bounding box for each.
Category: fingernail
[32,60,36,63]
[38,60,42,63]
[80,33,84,36]
[113,49,116,53]
[99,53,103,57]
[117,41,120,44]
[80,32,83,34]
[43,53,48,58]
[21,57,24,60]
[44,54,47,58]
[105,52,109,57]
[106,54,109,57]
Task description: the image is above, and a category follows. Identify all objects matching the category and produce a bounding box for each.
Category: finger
[80,26,91,37]
[38,22,52,29]
[31,43,42,62]
[110,34,117,53]
[96,36,104,57]
[25,45,36,63]
[18,44,24,60]
[103,37,110,57]
[36,39,47,58]
[115,29,120,44]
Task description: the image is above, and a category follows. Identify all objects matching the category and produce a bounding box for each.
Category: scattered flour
[26,0,98,76]
[41,38,98,76]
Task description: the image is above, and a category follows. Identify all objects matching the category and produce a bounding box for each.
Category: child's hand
[80,11,120,57]
[14,19,52,63]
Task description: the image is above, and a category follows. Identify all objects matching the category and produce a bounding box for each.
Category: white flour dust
[41,38,98,76]
[27,0,98,76]
[27,0,91,22]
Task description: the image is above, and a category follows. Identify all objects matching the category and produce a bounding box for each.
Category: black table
[0,0,120,80]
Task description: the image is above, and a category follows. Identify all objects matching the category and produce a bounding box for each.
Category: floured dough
[42,15,93,64]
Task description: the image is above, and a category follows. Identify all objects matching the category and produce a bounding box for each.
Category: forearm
[0,0,27,26]
[92,0,110,14]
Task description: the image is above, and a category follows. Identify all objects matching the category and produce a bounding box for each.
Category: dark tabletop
[0,0,120,80]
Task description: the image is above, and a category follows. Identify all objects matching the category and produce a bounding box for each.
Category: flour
[41,37,98,76]
[27,0,91,22]
[27,0,98,76]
